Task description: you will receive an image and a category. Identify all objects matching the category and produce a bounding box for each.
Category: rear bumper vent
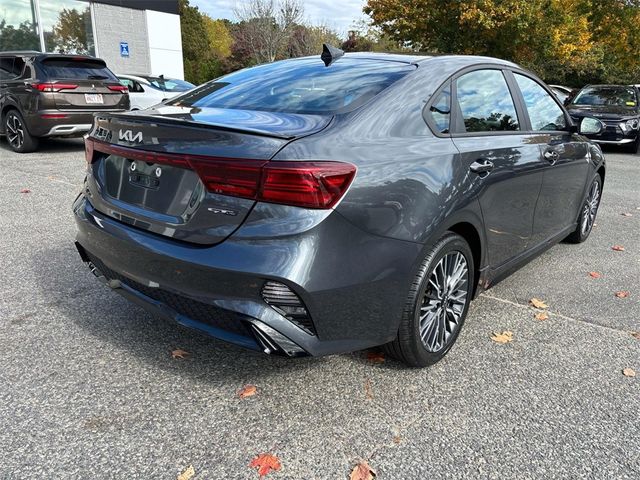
[261,281,316,335]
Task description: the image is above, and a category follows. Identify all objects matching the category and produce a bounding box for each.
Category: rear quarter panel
[275,58,487,255]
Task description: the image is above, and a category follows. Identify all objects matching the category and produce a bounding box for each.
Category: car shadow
[0,137,85,154]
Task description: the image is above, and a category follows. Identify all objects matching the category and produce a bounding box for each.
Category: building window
[0,0,40,51]
[40,0,94,55]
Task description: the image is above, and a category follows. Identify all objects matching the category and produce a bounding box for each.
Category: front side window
[428,84,451,134]
[515,74,566,131]
[456,69,520,132]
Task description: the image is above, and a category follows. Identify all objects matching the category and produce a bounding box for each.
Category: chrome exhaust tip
[249,321,307,357]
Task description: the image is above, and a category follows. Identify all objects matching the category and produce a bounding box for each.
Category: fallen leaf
[20,188,31,194]
[614,291,630,299]
[171,348,190,359]
[249,453,281,478]
[350,460,376,480]
[621,212,633,217]
[529,298,548,309]
[491,331,513,344]
[366,351,385,364]
[392,435,402,444]
[364,378,373,399]
[588,271,601,279]
[177,465,195,480]
[632,332,640,340]
[534,311,549,321]
[238,384,257,398]
[612,245,625,252]
[623,368,636,377]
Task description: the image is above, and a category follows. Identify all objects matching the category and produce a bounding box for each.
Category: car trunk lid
[84,107,331,245]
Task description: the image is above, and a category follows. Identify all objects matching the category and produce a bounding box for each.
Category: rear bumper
[25,110,125,137]
[73,195,422,357]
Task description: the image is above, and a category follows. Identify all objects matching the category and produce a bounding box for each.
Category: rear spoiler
[100,112,297,140]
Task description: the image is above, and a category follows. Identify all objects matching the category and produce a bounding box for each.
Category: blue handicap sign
[120,42,129,57]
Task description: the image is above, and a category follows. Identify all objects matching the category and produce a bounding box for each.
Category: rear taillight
[32,83,78,92]
[85,138,356,209]
[107,84,128,93]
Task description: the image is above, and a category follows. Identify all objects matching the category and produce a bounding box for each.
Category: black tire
[4,109,39,153]
[624,135,640,154]
[384,232,475,368]
[565,174,602,244]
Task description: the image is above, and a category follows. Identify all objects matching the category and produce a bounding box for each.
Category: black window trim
[424,62,574,138]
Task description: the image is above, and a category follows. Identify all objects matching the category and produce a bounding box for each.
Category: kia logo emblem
[118,129,143,143]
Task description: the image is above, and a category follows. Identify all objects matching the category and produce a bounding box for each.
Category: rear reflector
[32,83,78,92]
[86,138,356,209]
[107,84,128,92]
[41,114,68,119]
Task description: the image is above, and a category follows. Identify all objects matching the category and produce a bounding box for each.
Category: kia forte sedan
[74,49,605,367]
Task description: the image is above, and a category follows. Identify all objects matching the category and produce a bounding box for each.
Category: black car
[0,51,129,153]
[74,50,606,367]
[566,84,640,153]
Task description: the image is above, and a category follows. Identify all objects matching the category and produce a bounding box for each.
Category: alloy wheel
[419,251,469,352]
[581,179,600,235]
[6,114,24,150]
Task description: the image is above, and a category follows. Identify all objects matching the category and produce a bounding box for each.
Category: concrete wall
[91,2,151,75]
[145,10,184,79]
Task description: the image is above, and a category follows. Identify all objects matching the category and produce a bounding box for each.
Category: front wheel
[385,232,475,368]
[624,135,640,154]
[565,174,602,244]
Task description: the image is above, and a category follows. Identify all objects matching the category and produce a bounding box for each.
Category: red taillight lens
[107,84,128,92]
[259,162,356,208]
[86,138,356,209]
[33,83,78,92]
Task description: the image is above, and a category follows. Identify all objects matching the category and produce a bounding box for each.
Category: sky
[190,0,368,36]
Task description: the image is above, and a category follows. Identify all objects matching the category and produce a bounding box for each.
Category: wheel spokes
[419,251,470,353]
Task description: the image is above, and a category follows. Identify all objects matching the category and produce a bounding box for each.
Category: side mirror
[579,117,604,135]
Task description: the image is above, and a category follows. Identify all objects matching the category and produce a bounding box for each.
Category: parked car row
[0,51,194,153]
[550,82,640,153]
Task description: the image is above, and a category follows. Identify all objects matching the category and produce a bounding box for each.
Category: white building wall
[91,2,151,75]
[145,10,184,80]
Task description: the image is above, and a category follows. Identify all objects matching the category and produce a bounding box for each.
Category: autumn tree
[233,0,304,63]
[364,0,640,85]
[47,7,93,54]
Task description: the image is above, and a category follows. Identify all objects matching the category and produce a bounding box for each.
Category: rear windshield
[40,58,117,81]
[144,77,194,92]
[169,58,416,114]
[572,86,637,107]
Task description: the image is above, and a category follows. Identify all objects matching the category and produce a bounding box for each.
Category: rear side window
[170,58,416,115]
[428,84,451,134]
[514,74,566,131]
[0,56,25,80]
[456,69,520,132]
[145,77,194,92]
[40,58,117,80]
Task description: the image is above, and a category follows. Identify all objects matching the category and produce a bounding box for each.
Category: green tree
[47,7,93,54]
[179,0,211,84]
[0,20,39,52]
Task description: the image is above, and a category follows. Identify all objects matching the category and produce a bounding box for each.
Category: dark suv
[0,51,129,153]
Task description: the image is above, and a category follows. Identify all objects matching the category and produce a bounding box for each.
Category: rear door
[510,72,590,242]
[450,68,546,269]
[36,57,128,110]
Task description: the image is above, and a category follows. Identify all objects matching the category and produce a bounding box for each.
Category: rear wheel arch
[446,222,482,297]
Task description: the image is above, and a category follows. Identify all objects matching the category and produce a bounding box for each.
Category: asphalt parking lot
[0,138,638,479]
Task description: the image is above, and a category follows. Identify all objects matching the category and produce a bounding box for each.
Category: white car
[116,74,195,110]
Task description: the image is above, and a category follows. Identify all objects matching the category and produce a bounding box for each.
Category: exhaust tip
[249,322,307,357]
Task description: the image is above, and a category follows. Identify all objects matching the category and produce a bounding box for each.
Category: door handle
[469,160,494,175]
[544,149,560,164]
